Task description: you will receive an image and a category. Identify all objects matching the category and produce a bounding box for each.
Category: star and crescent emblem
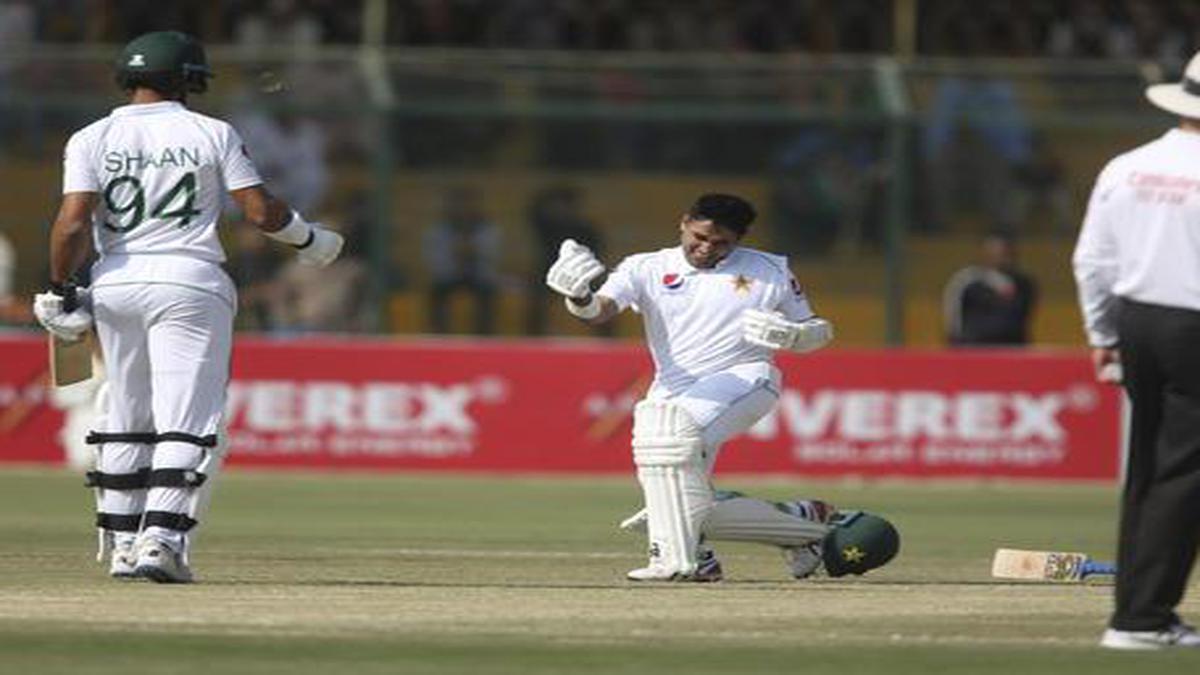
[842,546,866,563]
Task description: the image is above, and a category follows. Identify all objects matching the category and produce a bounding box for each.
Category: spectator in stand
[0,0,36,156]
[423,185,500,335]
[1122,0,1189,73]
[526,185,605,335]
[1047,0,1124,58]
[225,225,284,332]
[0,232,28,326]
[943,232,1038,346]
[921,13,1032,232]
[271,215,372,334]
[233,0,323,53]
[231,86,330,215]
[1012,131,1073,235]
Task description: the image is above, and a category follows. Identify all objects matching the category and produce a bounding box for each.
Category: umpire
[1073,51,1200,651]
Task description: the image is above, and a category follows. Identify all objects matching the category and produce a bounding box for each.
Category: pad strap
[143,511,198,532]
[156,432,218,447]
[147,469,208,488]
[96,513,141,532]
[85,469,151,490]
[85,431,218,446]
[86,431,157,444]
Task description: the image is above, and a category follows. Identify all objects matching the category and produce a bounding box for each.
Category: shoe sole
[626,573,723,583]
[134,564,192,584]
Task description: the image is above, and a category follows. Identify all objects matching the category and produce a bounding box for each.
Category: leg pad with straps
[632,400,712,576]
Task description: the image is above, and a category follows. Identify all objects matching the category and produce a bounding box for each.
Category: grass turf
[0,467,1195,674]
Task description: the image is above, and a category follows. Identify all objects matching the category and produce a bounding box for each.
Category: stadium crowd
[0,1,1196,67]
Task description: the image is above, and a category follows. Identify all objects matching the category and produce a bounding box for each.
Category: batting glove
[296,225,344,268]
[33,283,93,342]
[742,309,833,353]
[546,239,604,299]
[265,212,344,268]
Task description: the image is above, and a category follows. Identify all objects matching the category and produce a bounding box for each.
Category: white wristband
[263,211,314,247]
[564,295,602,320]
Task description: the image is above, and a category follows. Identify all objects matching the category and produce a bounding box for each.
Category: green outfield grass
[0,468,1196,674]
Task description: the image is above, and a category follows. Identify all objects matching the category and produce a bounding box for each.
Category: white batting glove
[546,238,605,299]
[742,309,833,353]
[296,225,344,268]
[33,287,93,342]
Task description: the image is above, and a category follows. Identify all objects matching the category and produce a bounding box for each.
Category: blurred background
[1,0,1196,346]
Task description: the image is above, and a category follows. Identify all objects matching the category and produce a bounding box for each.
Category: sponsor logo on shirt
[662,273,684,290]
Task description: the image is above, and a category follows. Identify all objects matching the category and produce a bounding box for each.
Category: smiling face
[679,215,741,269]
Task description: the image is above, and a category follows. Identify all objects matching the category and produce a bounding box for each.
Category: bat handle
[1081,561,1117,577]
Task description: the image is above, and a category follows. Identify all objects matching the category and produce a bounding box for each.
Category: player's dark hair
[116,71,187,98]
[687,193,756,236]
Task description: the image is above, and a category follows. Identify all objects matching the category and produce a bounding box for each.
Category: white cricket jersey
[1073,128,1200,346]
[62,101,263,304]
[598,246,815,396]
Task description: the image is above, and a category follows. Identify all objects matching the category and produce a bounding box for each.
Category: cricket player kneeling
[628,400,714,581]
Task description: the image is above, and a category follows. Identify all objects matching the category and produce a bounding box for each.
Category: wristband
[564,294,602,320]
[263,211,314,248]
[49,281,79,313]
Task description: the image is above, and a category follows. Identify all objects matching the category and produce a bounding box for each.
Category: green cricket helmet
[821,510,900,577]
[115,31,212,95]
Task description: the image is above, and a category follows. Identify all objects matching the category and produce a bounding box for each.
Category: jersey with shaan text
[597,246,815,395]
[62,101,262,303]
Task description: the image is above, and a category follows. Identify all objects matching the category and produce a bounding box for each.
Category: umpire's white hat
[1146,51,1200,119]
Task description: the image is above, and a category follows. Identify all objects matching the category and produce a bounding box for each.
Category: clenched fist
[545,239,605,299]
[742,309,833,353]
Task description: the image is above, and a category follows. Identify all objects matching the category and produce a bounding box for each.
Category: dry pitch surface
[0,468,1195,674]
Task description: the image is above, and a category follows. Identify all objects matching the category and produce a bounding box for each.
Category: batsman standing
[547,194,897,581]
[32,31,343,583]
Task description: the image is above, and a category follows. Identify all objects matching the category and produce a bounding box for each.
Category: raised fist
[545,239,604,299]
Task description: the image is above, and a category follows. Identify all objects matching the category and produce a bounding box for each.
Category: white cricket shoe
[626,564,683,581]
[1100,623,1200,650]
[133,537,194,584]
[109,536,139,579]
[782,541,824,579]
[627,550,722,582]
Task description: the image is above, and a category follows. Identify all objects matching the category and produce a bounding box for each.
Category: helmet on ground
[821,510,900,577]
[115,31,212,95]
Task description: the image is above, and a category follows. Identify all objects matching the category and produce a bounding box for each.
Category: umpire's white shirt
[63,101,262,306]
[598,246,814,396]
[1074,129,1200,346]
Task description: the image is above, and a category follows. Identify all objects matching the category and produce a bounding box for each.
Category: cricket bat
[991,548,1116,582]
[49,332,93,387]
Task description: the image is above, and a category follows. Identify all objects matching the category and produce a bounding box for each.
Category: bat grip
[1081,561,1117,577]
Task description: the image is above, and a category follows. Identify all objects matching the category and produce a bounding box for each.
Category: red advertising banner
[0,335,1121,479]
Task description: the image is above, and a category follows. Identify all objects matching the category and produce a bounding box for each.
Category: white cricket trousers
[91,283,232,549]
